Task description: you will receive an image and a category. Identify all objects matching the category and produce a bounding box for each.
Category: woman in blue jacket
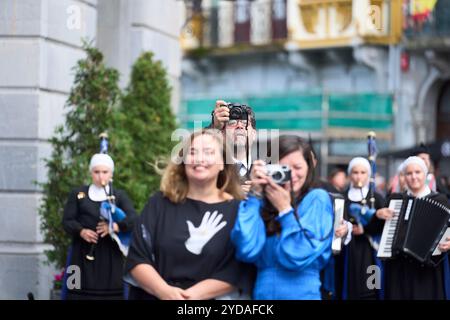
[231,135,334,299]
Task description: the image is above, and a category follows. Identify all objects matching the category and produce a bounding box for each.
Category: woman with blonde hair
[125,129,251,300]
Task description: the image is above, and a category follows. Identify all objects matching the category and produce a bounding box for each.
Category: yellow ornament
[77,192,86,200]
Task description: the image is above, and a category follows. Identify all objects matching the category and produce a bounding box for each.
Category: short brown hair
[160,129,245,203]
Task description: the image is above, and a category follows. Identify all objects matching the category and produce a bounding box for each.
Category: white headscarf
[400,156,428,176]
[401,156,431,198]
[347,157,371,202]
[89,153,114,173]
[347,157,371,177]
[88,154,114,201]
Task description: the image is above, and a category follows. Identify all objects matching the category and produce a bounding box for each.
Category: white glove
[185,210,227,255]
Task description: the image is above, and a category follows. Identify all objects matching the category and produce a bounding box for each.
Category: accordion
[377,193,450,265]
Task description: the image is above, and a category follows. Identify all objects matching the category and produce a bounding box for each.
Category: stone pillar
[96,0,132,89]
[97,0,182,114]
[0,0,97,299]
[396,53,432,148]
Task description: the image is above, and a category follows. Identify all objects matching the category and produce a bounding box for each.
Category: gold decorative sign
[77,192,86,200]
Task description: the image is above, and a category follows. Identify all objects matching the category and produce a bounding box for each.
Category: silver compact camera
[265,164,291,185]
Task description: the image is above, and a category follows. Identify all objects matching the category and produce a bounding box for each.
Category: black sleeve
[124,194,160,274]
[436,178,450,200]
[208,201,247,289]
[62,188,84,237]
[209,239,242,288]
[116,190,138,232]
[216,259,255,295]
[365,192,386,236]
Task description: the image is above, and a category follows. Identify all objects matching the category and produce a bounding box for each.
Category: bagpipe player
[62,134,137,300]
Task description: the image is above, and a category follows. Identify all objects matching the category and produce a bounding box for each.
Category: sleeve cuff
[74,224,83,236]
[278,206,294,218]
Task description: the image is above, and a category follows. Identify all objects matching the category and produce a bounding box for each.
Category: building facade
[180,0,450,177]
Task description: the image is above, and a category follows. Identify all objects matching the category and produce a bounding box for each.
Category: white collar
[233,155,252,169]
[348,184,369,202]
[88,184,110,202]
[407,185,431,198]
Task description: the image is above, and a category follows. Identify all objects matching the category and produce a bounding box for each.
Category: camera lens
[229,106,243,120]
[271,171,283,182]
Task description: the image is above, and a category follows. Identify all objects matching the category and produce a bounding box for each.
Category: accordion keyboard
[377,199,403,258]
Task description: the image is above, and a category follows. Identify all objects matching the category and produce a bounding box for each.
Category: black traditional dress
[384,192,450,300]
[62,185,137,300]
[125,191,253,300]
[334,187,385,300]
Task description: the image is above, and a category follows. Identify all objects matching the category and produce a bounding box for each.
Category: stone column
[97,0,182,114]
[0,0,97,299]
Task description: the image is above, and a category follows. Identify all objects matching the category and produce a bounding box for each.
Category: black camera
[225,103,249,121]
[265,164,291,185]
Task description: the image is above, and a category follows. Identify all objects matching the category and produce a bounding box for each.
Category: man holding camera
[211,100,257,193]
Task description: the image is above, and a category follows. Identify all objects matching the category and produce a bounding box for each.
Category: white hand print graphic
[185,210,227,255]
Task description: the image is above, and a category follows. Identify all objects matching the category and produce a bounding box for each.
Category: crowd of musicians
[61,101,450,300]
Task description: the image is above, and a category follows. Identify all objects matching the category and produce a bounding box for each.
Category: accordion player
[377,192,450,266]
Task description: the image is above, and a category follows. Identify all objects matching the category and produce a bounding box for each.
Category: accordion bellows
[378,193,450,266]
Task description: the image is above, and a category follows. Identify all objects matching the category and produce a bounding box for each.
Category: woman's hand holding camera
[265,179,292,213]
[241,180,252,194]
[249,160,268,194]
[249,160,291,213]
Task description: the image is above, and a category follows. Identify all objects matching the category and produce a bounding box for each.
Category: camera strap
[210,110,215,128]
[213,103,252,179]
[245,115,250,180]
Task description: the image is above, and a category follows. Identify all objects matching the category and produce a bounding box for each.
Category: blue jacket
[231,189,334,299]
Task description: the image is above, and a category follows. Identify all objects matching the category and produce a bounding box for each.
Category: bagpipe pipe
[348,132,378,227]
[86,133,131,261]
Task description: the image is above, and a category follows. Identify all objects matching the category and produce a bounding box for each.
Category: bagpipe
[348,132,378,227]
[86,133,131,261]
